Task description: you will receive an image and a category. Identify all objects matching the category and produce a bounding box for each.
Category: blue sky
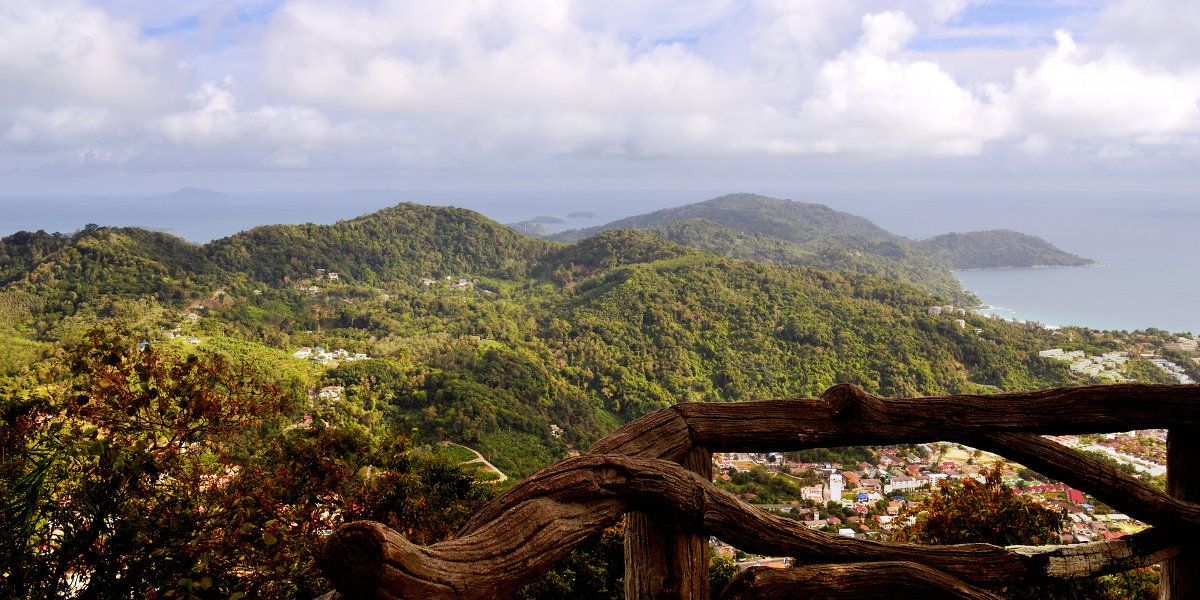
[2,0,1198,195]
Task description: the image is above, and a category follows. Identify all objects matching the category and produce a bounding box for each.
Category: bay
[808,189,1200,335]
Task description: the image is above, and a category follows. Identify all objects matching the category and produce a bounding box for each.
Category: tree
[708,554,739,600]
[202,421,495,599]
[893,463,1157,600]
[1,328,496,600]
[894,463,1063,547]
[2,327,293,599]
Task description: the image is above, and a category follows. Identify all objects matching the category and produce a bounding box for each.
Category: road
[448,443,509,483]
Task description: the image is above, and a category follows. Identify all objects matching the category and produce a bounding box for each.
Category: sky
[3,0,1200,195]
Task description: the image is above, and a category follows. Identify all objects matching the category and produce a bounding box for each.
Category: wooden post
[626,446,712,599]
[1163,428,1200,599]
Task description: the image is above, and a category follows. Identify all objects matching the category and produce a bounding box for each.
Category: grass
[443,443,480,464]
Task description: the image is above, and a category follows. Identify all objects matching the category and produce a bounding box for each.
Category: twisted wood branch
[969,431,1200,532]
[589,383,1200,460]
[321,455,1180,599]
[320,384,1200,599]
[720,562,1002,600]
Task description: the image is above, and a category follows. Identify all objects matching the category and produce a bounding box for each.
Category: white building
[801,486,823,503]
[884,475,927,494]
[829,473,843,502]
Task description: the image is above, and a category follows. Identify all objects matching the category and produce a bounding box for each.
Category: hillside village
[712,429,1169,567]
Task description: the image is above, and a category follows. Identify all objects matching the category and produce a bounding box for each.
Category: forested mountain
[206,202,559,284]
[547,193,897,244]
[0,226,227,348]
[540,194,1092,304]
[914,229,1097,269]
[0,203,1082,474]
[639,218,966,300]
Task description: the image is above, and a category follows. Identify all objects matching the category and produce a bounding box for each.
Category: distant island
[567,211,595,219]
[142,186,227,202]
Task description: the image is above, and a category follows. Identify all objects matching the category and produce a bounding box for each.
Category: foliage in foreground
[0,329,493,600]
[894,463,1158,600]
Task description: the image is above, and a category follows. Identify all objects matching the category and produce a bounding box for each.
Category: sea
[810,189,1200,336]
[1,188,1196,335]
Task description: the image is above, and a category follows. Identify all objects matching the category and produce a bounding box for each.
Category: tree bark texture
[1162,427,1200,599]
[623,446,713,600]
[720,562,1002,600]
[321,454,1179,599]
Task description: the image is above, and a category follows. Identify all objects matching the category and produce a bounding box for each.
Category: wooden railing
[319,383,1200,599]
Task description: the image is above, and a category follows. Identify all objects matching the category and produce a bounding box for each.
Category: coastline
[954,261,1104,273]
[955,264,1199,335]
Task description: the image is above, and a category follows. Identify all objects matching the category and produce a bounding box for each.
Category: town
[710,430,1168,567]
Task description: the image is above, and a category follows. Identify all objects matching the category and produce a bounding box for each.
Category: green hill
[205,202,560,285]
[0,201,1091,476]
[0,226,224,338]
[547,193,896,244]
[544,194,971,300]
[915,230,1097,270]
[638,218,966,301]
[542,194,1094,303]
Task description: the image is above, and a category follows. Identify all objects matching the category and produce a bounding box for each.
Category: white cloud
[4,0,1200,190]
[4,107,119,150]
[158,78,341,162]
[0,0,183,111]
[1096,0,1200,68]
[1004,30,1200,139]
[783,11,1007,155]
[260,0,736,116]
[255,2,1015,160]
[257,0,751,158]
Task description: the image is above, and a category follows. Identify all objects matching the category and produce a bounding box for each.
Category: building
[841,471,861,487]
[319,386,344,403]
[801,486,824,503]
[829,473,843,501]
[884,475,926,494]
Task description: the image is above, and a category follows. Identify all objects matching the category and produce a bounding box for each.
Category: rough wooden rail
[590,383,1200,460]
[321,454,1179,599]
[320,383,1200,599]
[721,562,1004,600]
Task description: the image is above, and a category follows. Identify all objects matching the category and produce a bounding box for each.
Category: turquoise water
[954,265,1165,332]
[813,190,1200,335]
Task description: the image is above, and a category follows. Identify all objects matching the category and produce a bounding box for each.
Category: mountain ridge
[0,197,1123,477]
[539,193,1092,302]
